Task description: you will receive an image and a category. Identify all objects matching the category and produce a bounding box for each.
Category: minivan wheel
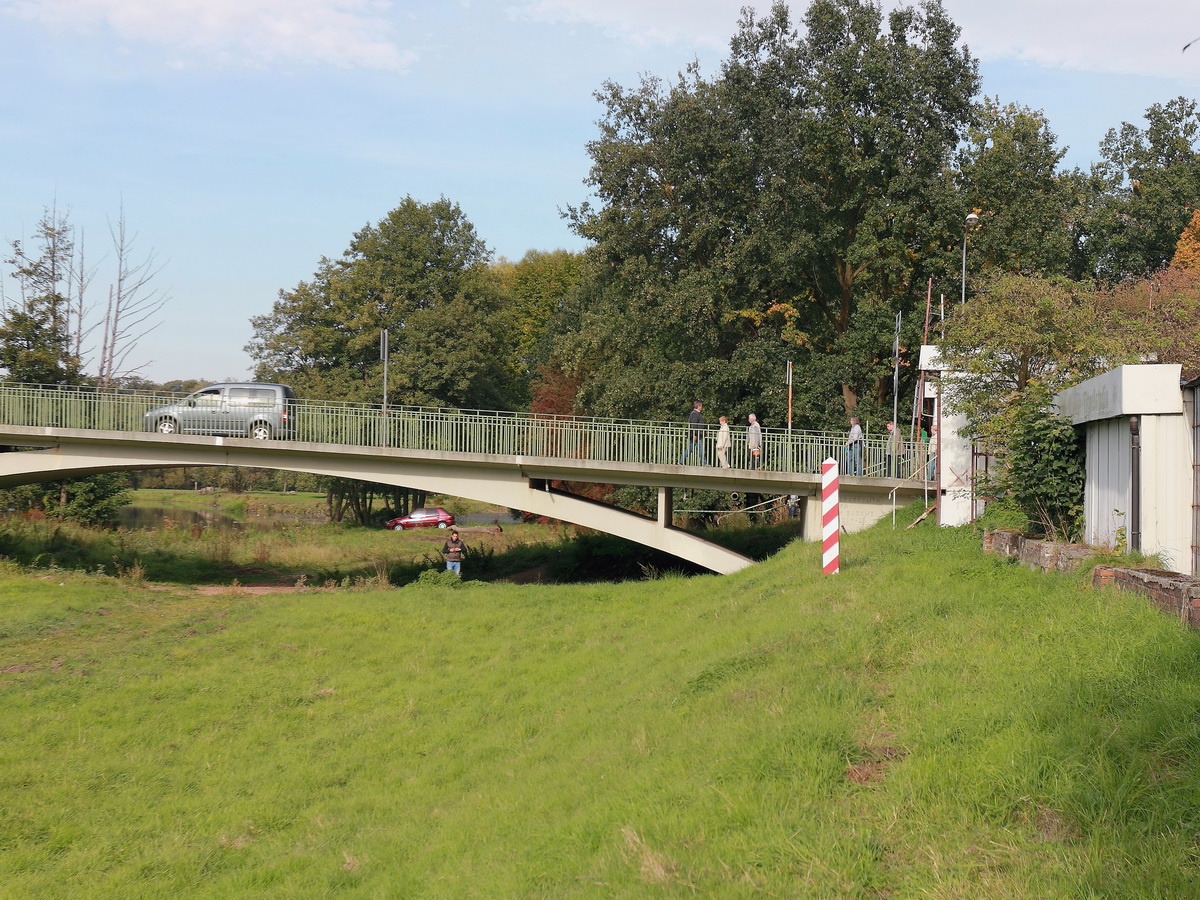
[156,418,178,435]
[250,422,273,440]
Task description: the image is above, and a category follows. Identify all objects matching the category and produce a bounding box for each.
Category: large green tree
[560,0,978,426]
[1080,97,1200,282]
[246,196,522,410]
[955,101,1079,278]
[245,196,524,525]
[493,249,583,379]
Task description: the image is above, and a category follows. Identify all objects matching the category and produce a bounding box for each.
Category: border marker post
[821,457,840,574]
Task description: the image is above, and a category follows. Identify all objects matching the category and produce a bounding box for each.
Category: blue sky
[2,0,1198,384]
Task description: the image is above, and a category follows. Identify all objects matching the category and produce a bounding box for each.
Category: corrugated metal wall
[1084,413,1190,571]
[1084,418,1131,552]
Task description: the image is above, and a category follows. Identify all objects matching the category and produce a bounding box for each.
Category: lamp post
[381,328,390,447]
[960,211,979,304]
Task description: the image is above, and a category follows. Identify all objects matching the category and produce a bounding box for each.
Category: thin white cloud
[949,0,1200,83]
[512,0,1200,84]
[512,0,743,49]
[1,0,415,70]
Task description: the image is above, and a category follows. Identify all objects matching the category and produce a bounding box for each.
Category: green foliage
[0,473,132,527]
[1002,410,1086,541]
[247,195,524,410]
[938,271,1135,450]
[558,0,979,424]
[493,248,583,377]
[1084,97,1200,281]
[413,567,463,587]
[957,100,1078,276]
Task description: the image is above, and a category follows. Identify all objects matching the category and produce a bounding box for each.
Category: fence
[0,382,930,478]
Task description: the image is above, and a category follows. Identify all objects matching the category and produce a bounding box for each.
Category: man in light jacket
[747,413,762,470]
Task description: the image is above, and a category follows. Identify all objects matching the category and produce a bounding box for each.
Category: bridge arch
[0,427,756,574]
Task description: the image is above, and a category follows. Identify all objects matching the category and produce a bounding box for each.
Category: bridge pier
[657,486,673,527]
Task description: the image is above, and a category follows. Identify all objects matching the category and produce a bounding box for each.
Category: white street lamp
[960,212,980,304]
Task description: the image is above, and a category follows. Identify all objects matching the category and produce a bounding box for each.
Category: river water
[117,505,303,532]
[118,505,514,532]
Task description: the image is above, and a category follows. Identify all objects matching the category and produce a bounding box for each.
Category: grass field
[2,509,1200,897]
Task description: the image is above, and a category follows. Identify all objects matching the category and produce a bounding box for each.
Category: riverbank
[3,511,1198,895]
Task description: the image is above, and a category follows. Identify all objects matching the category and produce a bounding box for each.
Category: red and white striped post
[821,457,840,574]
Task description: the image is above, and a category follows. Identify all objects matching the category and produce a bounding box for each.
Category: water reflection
[119,505,283,532]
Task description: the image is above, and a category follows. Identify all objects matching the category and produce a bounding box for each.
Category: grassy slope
[2,516,1199,897]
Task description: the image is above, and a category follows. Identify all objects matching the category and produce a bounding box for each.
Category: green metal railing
[0,382,931,479]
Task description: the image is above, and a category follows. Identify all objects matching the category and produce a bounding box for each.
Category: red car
[386,507,455,530]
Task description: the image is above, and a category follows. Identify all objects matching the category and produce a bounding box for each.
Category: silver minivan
[143,383,297,440]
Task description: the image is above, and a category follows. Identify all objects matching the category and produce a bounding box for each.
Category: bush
[412,568,463,588]
[1001,409,1085,541]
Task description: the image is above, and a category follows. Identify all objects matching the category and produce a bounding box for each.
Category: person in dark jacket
[677,400,707,466]
[442,529,466,575]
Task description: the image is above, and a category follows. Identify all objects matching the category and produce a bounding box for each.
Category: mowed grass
[2,514,1200,897]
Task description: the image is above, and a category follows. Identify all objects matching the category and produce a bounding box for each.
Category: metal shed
[1055,364,1191,573]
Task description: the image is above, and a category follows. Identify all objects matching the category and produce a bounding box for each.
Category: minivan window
[228,388,277,406]
[193,389,222,407]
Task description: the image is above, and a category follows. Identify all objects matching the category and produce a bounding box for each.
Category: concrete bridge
[0,384,936,574]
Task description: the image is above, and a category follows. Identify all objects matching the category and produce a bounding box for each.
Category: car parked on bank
[386,507,455,530]
[143,382,297,440]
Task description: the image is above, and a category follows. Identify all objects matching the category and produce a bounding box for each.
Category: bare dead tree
[97,207,169,388]
[70,231,98,370]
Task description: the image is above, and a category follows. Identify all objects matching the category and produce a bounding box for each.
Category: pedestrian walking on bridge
[677,400,707,466]
[845,416,863,476]
[747,413,762,470]
[716,415,731,468]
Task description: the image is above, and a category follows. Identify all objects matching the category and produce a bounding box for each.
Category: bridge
[0,384,936,574]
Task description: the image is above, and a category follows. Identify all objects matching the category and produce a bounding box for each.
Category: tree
[955,100,1078,278]
[3,203,167,386]
[937,272,1134,452]
[1,203,168,524]
[1171,208,1200,271]
[1,208,81,384]
[246,196,523,525]
[96,208,169,389]
[247,196,522,410]
[1106,264,1200,379]
[1081,97,1200,282]
[0,473,131,527]
[561,0,979,424]
[493,249,583,378]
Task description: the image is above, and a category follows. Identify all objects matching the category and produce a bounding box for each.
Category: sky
[1,0,1199,384]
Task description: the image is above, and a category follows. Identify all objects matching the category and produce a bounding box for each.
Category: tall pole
[786,360,794,472]
[381,328,389,447]
[786,360,793,433]
[892,311,901,433]
[961,211,979,304]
